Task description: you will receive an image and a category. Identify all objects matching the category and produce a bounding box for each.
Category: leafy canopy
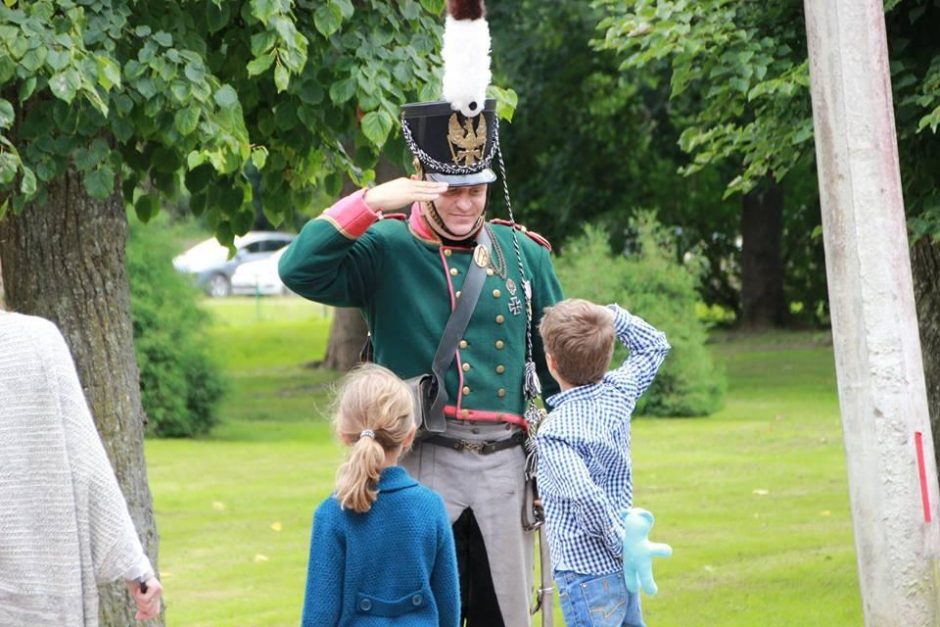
[0,0,448,241]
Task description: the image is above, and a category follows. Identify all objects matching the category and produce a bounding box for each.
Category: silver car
[172,231,294,297]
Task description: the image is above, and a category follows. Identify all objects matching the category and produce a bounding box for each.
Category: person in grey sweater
[0,311,162,625]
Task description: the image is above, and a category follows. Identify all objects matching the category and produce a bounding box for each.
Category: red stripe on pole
[915,431,932,523]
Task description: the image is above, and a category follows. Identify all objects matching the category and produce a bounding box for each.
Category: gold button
[496,365,505,374]
[497,388,506,398]
[496,314,505,324]
[495,340,505,349]
[450,267,459,276]
[462,409,470,418]
[521,226,528,233]
[455,291,462,298]
[492,289,501,298]
[444,249,452,257]
[462,386,471,395]
[459,339,468,349]
[462,362,471,372]
[486,268,494,276]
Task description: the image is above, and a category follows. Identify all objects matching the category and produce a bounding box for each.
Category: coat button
[495,314,505,324]
[462,386,471,395]
[486,268,494,276]
[496,365,505,374]
[462,409,470,418]
[462,362,471,372]
[492,289,501,298]
[412,594,423,606]
[495,340,504,349]
[459,339,468,349]
[444,249,452,257]
[497,388,507,398]
[455,291,462,299]
[360,599,372,611]
[450,267,459,276]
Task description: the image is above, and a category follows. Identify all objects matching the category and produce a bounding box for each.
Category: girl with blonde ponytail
[302,364,460,626]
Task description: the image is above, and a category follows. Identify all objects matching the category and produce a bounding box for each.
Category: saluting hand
[363,177,448,213]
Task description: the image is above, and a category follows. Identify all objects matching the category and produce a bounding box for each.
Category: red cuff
[320,189,379,238]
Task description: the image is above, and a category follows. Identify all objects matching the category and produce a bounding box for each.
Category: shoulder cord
[492,120,546,483]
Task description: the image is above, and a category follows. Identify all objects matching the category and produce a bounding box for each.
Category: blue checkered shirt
[537,305,670,576]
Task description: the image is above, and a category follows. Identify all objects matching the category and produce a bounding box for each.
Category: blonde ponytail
[332,364,415,513]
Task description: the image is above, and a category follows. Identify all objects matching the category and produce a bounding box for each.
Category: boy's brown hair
[539,298,616,386]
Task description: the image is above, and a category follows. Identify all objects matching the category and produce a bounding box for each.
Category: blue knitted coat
[302,466,460,626]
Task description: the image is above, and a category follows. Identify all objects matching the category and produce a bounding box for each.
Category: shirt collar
[380,465,419,493]
[547,381,603,407]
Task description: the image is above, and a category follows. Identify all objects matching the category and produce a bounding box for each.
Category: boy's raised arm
[606,304,671,399]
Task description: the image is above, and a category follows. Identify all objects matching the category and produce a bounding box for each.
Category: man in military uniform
[278,94,563,625]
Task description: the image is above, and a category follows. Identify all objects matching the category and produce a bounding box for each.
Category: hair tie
[359,429,376,440]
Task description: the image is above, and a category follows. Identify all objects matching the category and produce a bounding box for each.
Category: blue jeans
[555,570,645,627]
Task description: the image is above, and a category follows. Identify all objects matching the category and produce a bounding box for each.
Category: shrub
[554,216,725,416]
[127,216,225,436]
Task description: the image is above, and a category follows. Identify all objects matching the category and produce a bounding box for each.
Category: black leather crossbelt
[423,431,525,455]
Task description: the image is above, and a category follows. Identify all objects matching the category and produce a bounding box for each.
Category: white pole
[803,1,940,624]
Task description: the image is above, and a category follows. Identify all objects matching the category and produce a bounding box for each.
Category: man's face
[424,184,488,239]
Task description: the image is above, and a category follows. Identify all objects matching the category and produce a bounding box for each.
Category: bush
[554,217,725,416]
[127,216,225,437]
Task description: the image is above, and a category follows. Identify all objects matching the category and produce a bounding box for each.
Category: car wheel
[207,273,231,298]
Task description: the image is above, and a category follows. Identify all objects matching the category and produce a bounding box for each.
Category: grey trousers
[401,420,534,627]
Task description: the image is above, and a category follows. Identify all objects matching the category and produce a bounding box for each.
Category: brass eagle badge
[447,113,487,167]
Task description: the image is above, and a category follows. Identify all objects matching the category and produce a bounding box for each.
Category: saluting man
[278,2,563,624]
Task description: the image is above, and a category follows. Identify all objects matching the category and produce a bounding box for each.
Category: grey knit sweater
[0,313,152,626]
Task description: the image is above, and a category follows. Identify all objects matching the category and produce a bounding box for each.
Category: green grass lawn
[147,299,861,626]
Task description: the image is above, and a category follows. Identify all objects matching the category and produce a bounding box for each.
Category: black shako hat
[401,99,498,187]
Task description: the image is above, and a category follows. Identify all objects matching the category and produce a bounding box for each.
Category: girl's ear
[402,424,417,450]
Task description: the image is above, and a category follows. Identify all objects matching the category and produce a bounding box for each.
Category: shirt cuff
[122,554,154,582]
[320,188,379,238]
[607,304,632,335]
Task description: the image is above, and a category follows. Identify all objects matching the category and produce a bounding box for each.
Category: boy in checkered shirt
[536,299,670,627]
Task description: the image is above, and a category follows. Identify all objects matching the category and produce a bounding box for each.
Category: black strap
[424,226,492,432]
[422,431,525,455]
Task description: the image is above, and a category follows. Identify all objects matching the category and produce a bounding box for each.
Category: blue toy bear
[621,507,673,596]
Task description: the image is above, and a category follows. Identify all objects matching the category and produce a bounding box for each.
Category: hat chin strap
[425,201,485,242]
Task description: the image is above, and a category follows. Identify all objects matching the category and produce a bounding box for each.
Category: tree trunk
[0,171,162,627]
[321,307,370,371]
[740,176,787,328]
[320,156,404,371]
[911,237,940,473]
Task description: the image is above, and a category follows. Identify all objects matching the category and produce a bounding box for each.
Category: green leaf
[19,76,37,102]
[250,146,268,170]
[96,55,122,90]
[185,163,214,193]
[20,166,37,196]
[361,110,393,147]
[0,151,17,184]
[334,0,355,19]
[419,0,445,14]
[0,99,13,128]
[135,193,160,223]
[213,84,239,108]
[184,61,206,83]
[246,54,274,76]
[174,106,200,135]
[46,48,71,72]
[274,63,290,93]
[84,165,115,199]
[325,171,343,197]
[49,69,81,104]
[250,0,279,24]
[314,3,343,38]
[135,25,152,37]
[329,76,356,104]
[153,31,173,47]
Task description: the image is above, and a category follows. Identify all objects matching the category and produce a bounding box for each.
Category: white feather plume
[442,15,491,118]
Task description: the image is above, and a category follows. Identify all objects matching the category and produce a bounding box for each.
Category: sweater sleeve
[430,497,460,627]
[278,189,384,308]
[43,322,152,584]
[302,501,345,627]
